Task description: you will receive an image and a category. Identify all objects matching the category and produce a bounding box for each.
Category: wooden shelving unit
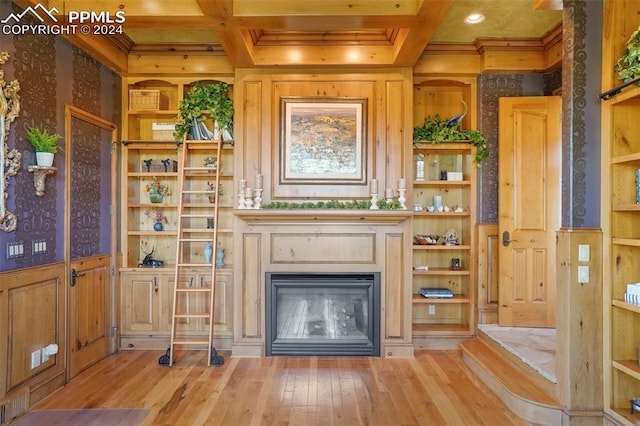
[602,1,640,423]
[119,77,234,349]
[411,143,476,339]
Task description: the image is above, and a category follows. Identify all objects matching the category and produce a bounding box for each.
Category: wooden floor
[31,349,530,425]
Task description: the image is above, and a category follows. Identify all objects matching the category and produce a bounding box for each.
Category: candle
[239,179,246,190]
[385,187,393,199]
[399,178,406,189]
[245,187,252,198]
[255,174,263,190]
[370,179,378,194]
[433,195,442,209]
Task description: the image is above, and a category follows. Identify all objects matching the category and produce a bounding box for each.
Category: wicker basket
[152,122,175,141]
[129,90,169,110]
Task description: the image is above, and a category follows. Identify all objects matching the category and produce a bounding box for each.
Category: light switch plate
[578,266,589,283]
[578,244,590,262]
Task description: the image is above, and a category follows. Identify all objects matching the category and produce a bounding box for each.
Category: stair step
[460,338,562,425]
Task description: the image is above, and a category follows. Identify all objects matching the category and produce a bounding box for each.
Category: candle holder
[244,188,254,209]
[398,188,407,209]
[254,188,263,209]
[237,191,246,209]
[370,193,379,210]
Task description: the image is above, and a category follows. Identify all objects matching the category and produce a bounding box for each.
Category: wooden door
[65,105,118,378]
[498,96,561,327]
[68,255,111,377]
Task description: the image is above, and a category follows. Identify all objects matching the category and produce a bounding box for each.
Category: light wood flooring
[31,349,530,425]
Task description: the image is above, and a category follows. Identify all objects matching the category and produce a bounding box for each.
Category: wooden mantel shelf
[233,209,412,223]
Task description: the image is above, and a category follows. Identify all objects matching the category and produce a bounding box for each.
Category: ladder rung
[175,287,211,293]
[178,238,214,242]
[185,167,218,172]
[180,214,216,218]
[175,313,209,318]
[182,190,216,194]
[177,262,214,267]
[173,339,209,345]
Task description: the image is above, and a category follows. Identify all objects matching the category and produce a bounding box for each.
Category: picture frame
[279,97,367,185]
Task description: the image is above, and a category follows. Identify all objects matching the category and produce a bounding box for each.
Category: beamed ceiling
[12,0,563,74]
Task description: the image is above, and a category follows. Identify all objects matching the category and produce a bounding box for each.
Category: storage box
[447,171,464,181]
[152,122,175,141]
[129,89,169,110]
[141,159,177,173]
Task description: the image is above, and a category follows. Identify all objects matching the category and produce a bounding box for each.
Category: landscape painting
[280,98,366,184]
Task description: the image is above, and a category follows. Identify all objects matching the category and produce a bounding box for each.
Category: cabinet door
[160,272,201,333]
[122,273,159,332]
[200,271,233,333]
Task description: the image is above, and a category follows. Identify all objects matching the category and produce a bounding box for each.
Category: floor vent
[0,388,29,425]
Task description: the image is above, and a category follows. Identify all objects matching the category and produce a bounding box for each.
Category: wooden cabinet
[120,270,233,348]
[411,143,476,339]
[602,2,640,423]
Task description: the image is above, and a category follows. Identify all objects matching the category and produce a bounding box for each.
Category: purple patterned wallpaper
[0,2,121,272]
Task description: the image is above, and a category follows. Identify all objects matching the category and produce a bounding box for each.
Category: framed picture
[280,97,367,185]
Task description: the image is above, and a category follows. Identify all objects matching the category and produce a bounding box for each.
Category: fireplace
[265,272,381,356]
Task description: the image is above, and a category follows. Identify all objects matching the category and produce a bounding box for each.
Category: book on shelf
[420,287,453,298]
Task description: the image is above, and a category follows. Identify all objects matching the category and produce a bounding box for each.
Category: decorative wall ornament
[0,51,21,232]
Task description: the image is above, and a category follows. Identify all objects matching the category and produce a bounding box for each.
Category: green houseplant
[174,82,234,142]
[413,114,488,167]
[26,126,63,167]
[614,26,640,86]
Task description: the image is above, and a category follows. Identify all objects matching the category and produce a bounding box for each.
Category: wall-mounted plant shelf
[27,166,56,197]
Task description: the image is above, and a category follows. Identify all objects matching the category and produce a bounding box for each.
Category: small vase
[208,195,217,203]
[153,222,164,232]
[204,243,213,264]
[149,193,163,203]
[216,248,225,267]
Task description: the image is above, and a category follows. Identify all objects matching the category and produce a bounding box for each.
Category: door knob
[70,268,85,286]
[502,231,518,247]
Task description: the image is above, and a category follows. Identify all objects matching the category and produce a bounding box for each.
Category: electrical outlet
[30,350,40,369]
[428,304,436,315]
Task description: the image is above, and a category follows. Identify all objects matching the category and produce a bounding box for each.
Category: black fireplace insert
[265,272,380,356]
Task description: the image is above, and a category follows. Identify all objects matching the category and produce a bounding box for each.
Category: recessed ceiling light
[464,13,485,25]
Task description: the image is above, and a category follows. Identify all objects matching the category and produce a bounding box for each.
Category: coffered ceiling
[12,0,563,72]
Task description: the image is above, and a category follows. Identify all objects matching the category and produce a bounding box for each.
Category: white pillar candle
[385,187,393,199]
[245,187,252,198]
[239,179,246,190]
[255,174,263,190]
[370,179,378,194]
[399,178,406,189]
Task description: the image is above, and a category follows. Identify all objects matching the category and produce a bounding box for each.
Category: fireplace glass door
[266,273,380,356]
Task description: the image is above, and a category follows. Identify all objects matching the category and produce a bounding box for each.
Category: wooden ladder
[164,138,224,366]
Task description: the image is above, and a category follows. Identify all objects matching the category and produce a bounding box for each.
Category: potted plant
[143,176,171,203]
[413,114,488,167]
[207,181,223,203]
[174,82,234,142]
[203,156,217,168]
[26,126,63,167]
[144,207,168,231]
[614,26,640,86]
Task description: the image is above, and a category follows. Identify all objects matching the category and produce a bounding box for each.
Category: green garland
[413,114,488,167]
[261,199,403,210]
[614,26,640,86]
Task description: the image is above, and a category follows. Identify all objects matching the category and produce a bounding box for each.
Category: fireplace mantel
[233,207,413,358]
[233,209,412,223]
